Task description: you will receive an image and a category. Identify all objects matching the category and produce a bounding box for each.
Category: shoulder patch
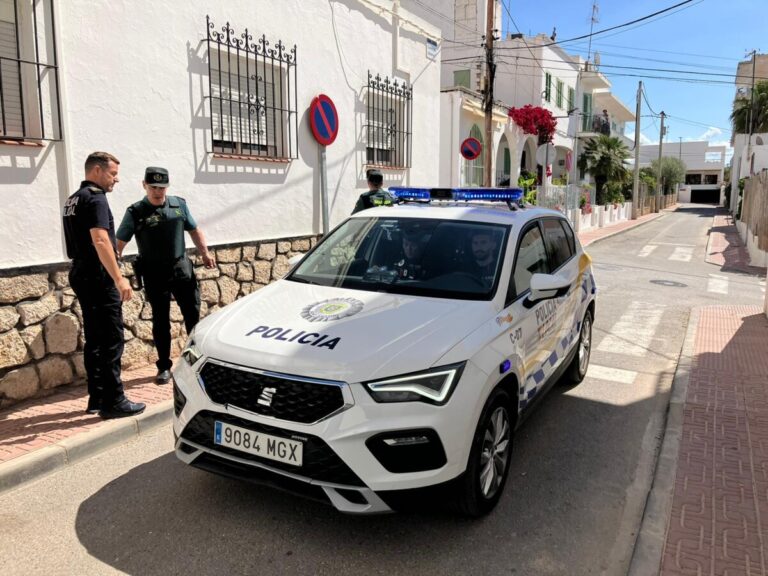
[87,186,104,194]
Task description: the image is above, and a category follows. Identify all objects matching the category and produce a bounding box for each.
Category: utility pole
[678,137,682,161]
[747,50,757,176]
[631,81,642,219]
[656,111,666,212]
[483,0,496,187]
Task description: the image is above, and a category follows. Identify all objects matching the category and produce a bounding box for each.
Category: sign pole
[320,145,329,235]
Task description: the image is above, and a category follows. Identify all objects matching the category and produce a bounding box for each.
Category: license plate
[214,421,303,466]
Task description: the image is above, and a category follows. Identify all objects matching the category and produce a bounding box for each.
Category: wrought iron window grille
[205,16,298,160]
[0,0,62,141]
[365,71,412,169]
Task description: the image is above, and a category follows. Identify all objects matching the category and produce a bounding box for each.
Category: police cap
[145,166,170,187]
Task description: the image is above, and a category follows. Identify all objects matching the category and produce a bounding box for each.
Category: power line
[408,0,485,41]
[571,40,742,63]
[500,0,546,74]
[494,0,698,53]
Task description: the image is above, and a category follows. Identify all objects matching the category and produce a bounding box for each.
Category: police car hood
[196,279,492,382]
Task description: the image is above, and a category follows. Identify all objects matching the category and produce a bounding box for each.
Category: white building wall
[0,0,441,269]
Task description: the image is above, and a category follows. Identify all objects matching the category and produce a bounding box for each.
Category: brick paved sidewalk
[660,306,768,575]
[0,209,669,488]
[0,364,172,466]
[706,211,767,275]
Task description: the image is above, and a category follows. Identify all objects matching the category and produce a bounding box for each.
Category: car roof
[348,203,567,226]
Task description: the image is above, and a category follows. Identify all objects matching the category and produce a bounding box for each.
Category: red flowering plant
[508,105,557,145]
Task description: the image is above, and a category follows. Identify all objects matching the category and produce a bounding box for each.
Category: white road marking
[668,247,693,262]
[597,302,666,357]
[638,245,658,258]
[587,364,638,384]
[707,274,729,295]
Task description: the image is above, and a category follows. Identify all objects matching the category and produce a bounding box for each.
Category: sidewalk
[0,209,669,494]
[630,213,768,576]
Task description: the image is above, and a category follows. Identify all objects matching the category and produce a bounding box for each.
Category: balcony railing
[580,113,611,136]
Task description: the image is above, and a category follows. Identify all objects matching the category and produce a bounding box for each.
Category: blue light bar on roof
[389,187,524,203]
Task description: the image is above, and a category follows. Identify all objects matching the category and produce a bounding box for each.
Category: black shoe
[155,370,171,385]
[85,397,101,415]
[100,398,146,420]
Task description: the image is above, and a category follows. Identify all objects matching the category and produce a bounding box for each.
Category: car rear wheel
[453,387,513,517]
[565,309,592,384]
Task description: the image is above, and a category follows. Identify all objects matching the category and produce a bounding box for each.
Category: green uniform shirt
[116,196,197,268]
[352,188,396,214]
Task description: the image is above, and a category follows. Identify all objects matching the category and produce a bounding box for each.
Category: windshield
[288,217,510,300]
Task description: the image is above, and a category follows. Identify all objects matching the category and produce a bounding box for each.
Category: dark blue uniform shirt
[62,180,116,268]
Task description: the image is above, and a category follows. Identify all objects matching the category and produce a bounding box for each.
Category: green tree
[577,135,630,205]
[650,157,687,194]
[731,80,768,134]
[639,166,657,193]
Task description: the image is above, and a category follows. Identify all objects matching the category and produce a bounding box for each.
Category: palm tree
[731,80,768,134]
[578,135,630,205]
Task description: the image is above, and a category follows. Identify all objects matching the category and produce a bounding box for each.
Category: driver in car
[466,229,499,286]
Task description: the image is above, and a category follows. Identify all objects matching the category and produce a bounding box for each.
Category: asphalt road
[1,205,765,576]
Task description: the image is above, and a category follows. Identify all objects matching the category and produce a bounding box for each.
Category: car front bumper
[172,355,486,514]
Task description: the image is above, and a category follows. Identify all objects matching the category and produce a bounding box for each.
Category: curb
[581,211,668,248]
[0,400,173,495]
[626,306,698,576]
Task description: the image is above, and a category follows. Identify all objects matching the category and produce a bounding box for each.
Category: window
[542,219,574,270]
[544,72,552,102]
[510,224,550,301]
[453,69,470,89]
[581,93,593,132]
[206,17,298,160]
[555,79,564,109]
[685,173,702,185]
[0,0,61,140]
[567,87,575,112]
[463,124,484,186]
[704,174,718,185]
[366,71,412,168]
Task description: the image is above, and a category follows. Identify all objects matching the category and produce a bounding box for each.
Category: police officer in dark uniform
[352,169,397,214]
[116,167,215,384]
[62,151,146,419]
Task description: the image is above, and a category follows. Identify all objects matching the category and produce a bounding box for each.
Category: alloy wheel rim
[479,406,510,498]
[578,315,592,375]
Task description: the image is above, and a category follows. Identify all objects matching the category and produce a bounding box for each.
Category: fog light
[383,435,430,446]
[366,429,446,473]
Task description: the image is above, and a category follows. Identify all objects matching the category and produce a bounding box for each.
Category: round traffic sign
[535,143,556,167]
[309,94,339,146]
[460,137,482,160]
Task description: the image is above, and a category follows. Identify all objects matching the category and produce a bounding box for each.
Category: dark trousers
[69,266,126,408]
[145,274,200,371]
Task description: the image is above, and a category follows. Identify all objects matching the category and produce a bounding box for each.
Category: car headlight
[182,331,203,366]
[364,362,466,405]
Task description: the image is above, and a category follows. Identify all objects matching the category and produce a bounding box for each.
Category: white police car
[172,188,596,516]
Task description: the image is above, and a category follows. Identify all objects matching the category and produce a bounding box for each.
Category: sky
[500,0,767,161]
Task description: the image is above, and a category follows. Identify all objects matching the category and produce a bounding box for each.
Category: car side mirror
[524,273,570,308]
[288,254,304,268]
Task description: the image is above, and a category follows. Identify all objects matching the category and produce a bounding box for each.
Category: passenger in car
[394,225,431,280]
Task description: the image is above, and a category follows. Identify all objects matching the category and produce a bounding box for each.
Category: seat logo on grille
[258,387,277,407]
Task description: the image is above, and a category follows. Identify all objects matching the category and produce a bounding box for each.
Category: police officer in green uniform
[352,169,397,214]
[63,151,146,419]
[116,167,216,384]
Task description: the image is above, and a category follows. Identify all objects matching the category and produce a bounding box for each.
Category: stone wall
[0,235,318,408]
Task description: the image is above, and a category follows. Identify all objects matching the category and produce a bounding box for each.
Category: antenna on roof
[586,1,599,65]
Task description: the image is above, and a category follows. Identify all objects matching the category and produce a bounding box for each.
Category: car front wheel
[453,387,513,517]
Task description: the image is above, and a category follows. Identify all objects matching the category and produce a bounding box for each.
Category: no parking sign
[460,137,482,160]
[309,94,339,146]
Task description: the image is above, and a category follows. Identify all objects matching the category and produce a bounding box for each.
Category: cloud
[698,126,723,140]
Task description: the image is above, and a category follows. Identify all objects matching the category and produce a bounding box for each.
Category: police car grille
[199,362,345,424]
[181,411,365,487]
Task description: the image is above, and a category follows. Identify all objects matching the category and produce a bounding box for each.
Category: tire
[453,387,513,517]
[565,309,593,384]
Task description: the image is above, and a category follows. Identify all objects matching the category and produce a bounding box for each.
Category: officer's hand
[116,277,133,301]
[202,252,216,269]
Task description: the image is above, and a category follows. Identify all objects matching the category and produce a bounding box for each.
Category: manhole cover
[650,279,687,288]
